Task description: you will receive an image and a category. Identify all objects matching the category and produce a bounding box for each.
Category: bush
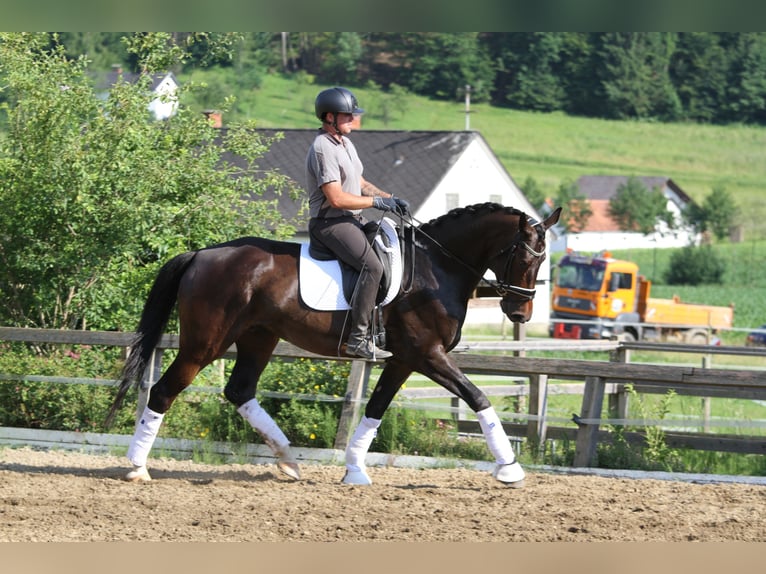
[664,244,726,285]
[373,408,492,461]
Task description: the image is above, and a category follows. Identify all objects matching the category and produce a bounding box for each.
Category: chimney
[203,110,222,128]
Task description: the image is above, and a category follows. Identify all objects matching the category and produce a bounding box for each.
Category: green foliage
[555,179,592,232]
[664,245,726,285]
[378,33,496,102]
[519,176,548,212]
[599,384,681,472]
[684,186,739,240]
[374,408,492,461]
[595,33,683,121]
[609,177,675,234]
[0,32,297,331]
[0,343,133,432]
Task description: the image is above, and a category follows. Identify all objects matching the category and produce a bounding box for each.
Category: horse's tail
[104,251,198,428]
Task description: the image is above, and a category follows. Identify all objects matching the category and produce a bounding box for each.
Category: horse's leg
[223,330,300,480]
[125,354,204,481]
[341,361,413,485]
[418,352,525,487]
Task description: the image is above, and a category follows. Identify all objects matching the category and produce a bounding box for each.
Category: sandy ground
[1,447,765,542]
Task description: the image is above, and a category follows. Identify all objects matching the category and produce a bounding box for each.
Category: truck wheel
[620,331,636,343]
[685,329,709,345]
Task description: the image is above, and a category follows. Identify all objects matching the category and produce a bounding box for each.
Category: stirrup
[346,337,392,360]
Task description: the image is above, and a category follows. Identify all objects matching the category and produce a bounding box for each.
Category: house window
[446,193,459,211]
[489,194,502,205]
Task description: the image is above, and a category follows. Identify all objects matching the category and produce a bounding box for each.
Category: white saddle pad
[299,217,403,311]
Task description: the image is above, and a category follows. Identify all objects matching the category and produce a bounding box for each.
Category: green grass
[179,71,766,240]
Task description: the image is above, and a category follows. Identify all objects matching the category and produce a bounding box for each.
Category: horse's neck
[427,223,499,272]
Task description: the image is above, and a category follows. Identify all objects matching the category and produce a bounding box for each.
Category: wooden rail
[1,327,765,468]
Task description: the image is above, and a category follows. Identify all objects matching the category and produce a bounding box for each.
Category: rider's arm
[321,180,389,210]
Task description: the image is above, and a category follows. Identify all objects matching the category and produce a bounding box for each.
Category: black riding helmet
[315,87,364,121]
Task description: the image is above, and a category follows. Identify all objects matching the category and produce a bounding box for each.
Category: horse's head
[490,207,562,323]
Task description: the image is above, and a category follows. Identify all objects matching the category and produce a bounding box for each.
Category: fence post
[573,375,606,467]
[608,343,629,421]
[526,373,548,453]
[333,359,372,450]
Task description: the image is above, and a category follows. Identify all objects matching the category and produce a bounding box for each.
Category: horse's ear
[543,207,562,230]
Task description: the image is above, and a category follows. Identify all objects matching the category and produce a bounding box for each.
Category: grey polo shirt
[306,129,364,218]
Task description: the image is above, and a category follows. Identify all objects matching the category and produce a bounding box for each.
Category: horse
[106,202,561,486]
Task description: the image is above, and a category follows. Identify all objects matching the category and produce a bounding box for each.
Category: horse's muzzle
[501,299,532,323]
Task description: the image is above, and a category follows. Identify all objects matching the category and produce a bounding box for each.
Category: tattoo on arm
[361,181,386,197]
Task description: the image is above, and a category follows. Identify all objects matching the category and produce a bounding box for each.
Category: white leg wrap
[127,406,164,468]
[237,398,290,453]
[477,406,516,465]
[345,416,381,472]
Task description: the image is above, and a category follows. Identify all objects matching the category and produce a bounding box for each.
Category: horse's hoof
[277,460,301,481]
[493,462,525,487]
[125,466,151,482]
[341,469,372,485]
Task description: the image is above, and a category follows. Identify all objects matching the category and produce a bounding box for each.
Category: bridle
[482,225,546,301]
[394,213,546,301]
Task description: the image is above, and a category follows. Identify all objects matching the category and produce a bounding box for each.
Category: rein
[394,213,545,301]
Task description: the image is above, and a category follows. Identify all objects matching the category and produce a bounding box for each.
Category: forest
[48,32,766,125]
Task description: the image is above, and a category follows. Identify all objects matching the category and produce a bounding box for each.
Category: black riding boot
[346,265,392,360]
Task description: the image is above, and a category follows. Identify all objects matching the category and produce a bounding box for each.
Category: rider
[306,86,409,360]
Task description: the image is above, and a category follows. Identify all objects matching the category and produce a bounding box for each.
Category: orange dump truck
[550,251,734,343]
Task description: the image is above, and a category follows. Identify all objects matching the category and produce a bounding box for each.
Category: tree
[670,33,729,123]
[520,176,549,213]
[608,177,674,235]
[593,33,682,121]
[0,33,297,331]
[683,185,739,241]
[721,32,766,123]
[378,33,496,102]
[555,179,592,233]
[487,33,566,112]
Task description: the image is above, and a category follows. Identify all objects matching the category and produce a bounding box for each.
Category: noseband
[484,227,546,301]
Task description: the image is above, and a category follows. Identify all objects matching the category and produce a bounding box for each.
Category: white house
[101,67,179,121]
[551,175,698,253]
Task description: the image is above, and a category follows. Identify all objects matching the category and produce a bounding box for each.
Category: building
[99,67,179,121]
[551,175,698,253]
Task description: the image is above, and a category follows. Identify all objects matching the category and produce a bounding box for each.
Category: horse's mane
[419,202,526,233]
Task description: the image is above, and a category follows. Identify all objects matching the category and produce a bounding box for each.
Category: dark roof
[576,175,692,204]
[97,70,178,93]
[223,128,483,232]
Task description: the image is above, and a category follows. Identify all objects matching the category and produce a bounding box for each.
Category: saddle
[298,218,403,312]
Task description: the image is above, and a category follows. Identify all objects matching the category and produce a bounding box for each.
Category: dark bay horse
[106,202,561,486]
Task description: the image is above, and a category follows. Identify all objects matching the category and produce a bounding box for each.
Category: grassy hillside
[182,71,766,240]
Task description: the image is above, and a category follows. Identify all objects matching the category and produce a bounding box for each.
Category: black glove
[373,196,397,212]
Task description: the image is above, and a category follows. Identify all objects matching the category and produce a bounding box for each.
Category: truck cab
[550,252,640,339]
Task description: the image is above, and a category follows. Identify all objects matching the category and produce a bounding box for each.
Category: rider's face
[332,112,355,134]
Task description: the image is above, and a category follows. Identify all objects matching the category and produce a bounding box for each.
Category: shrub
[373,408,492,461]
[664,244,726,285]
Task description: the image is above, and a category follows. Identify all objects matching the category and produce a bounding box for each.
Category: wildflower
[309,433,316,440]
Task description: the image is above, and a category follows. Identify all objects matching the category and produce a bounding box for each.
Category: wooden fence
[1,327,765,468]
